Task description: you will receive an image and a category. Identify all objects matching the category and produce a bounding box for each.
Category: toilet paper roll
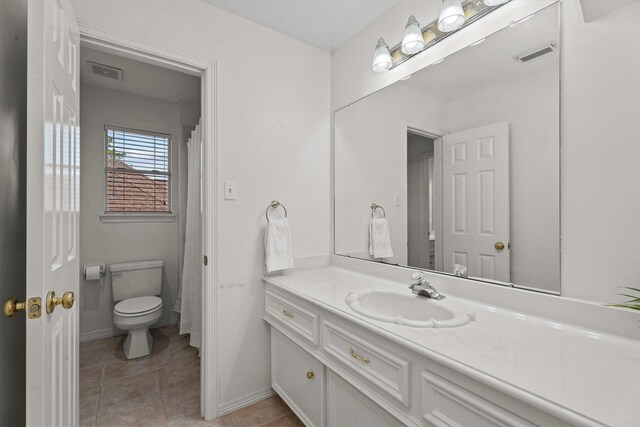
[85,265,102,281]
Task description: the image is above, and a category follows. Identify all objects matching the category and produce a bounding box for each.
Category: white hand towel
[265,217,294,273]
[369,217,394,259]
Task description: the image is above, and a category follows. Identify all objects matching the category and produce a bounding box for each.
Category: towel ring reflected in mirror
[266,200,288,222]
[371,203,386,218]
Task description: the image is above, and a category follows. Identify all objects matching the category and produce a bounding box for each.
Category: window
[105,126,171,213]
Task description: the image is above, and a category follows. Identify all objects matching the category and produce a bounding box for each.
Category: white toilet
[111,260,164,359]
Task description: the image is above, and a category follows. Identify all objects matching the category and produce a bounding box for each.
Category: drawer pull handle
[282,309,294,318]
[349,347,370,364]
[306,371,314,380]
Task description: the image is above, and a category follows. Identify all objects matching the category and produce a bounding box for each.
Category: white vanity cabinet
[265,283,589,427]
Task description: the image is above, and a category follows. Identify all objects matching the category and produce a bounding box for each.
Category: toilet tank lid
[110,260,164,273]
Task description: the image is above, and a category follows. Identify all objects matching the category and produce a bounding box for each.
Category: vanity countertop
[264,267,640,427]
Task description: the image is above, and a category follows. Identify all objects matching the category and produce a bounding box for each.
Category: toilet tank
[110,260,164,302]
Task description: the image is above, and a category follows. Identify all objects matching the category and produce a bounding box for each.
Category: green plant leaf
[607,303,640,311]
[618,294,640,301]
[607,287,640,310]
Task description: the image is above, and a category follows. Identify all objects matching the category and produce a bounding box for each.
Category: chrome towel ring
[371,203,386,218]
[266,200,288,222]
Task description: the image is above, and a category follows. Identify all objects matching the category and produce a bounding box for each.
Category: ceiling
[80,47,201,104]
[402,4,559,102]
[202,0,400,51]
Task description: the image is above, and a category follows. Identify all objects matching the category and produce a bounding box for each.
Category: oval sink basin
[345,289,473,328]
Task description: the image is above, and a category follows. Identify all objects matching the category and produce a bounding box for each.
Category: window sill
[99,214,176,223]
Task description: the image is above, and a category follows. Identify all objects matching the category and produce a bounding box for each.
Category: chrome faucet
[409,272,444,300]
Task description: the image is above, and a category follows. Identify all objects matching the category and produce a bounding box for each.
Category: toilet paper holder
[83,265,106,279]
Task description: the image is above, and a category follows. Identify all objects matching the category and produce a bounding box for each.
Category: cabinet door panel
[272,329,325,426]
[327,370,403,427]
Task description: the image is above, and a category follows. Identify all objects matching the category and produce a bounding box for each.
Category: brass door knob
[306,371,314,380]
[4,298,26,317]
[46,291,75,314]
[494,242,505,250]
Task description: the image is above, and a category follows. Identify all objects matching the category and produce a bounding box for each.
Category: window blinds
[105,126,171,213]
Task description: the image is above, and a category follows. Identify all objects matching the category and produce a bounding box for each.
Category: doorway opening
[78,45,207,424]
[407,131,436,270]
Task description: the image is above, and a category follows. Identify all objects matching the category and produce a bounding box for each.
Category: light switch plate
[224,181,237,200]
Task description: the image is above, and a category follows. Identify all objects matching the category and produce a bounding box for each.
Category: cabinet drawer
[266,291,320,345]
[422,371,534,427]
[327,370,403,427]
[323,321,411,406]
[272,329,325,427]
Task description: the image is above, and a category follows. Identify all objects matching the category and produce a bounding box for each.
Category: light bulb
[372,38,392,72]
[483,0,509,6]
[438,0,465,33]
[401,15,424,55]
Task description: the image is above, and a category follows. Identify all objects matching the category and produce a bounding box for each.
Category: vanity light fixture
[372,0,510,72]
[372,38,392,72]
[401,15,425,54]
[438,0,465,32]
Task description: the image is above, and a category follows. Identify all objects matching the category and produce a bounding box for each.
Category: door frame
[418,152,433,268]
[77,21,219,420]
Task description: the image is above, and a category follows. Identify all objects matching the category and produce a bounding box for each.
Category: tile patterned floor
[80,325,302,427]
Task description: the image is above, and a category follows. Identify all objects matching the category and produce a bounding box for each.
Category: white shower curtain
[175,120,202,348]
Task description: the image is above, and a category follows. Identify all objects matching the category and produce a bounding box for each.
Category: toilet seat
[114,296,162,317]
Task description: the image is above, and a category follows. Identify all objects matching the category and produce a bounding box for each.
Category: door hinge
[203,255,208,266]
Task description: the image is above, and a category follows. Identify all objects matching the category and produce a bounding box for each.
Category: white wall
[447,66,560,292]
[71,0,331,410]
[79,85,189,337]
[335,82,447,264]
[332,0,640,303]
[561,1,640,302]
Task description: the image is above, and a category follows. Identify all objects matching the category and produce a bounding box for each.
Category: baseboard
[79,319,177,343]
[80,328,116,343]
[218,387,276,417]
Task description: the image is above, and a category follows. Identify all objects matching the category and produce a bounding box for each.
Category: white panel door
[442,122,509,282]
[26,0,80,425]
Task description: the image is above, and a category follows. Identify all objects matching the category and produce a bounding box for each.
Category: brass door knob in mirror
[306,371,314,380]
[46,291,75,314]
[494,242,505,250]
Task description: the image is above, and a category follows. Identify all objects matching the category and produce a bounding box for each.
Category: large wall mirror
[335,4,560,293]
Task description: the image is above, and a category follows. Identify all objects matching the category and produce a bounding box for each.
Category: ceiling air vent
[516,43,556,63]
[87,61,123,80]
